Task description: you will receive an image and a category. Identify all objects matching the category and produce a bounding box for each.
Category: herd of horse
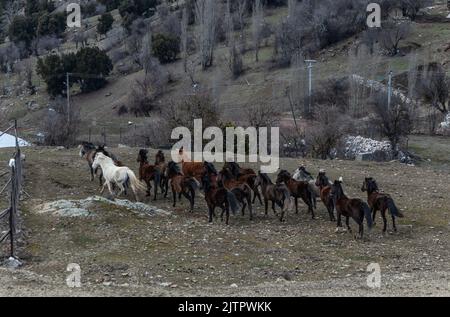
[79,142,404,239]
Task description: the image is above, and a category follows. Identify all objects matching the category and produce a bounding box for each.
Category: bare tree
[164,91,222,131]
[181,8,189,73]
[236,0,247,50]
[252,0,264,62]
[371,93,413,156]
[306,106,352,159]
[245,102,281,128]
[379,21,411,56]
[42,97,81,147]
[226,0,243,78]
[140,27,153,75]
[195,0,217,69]
[416,62,449,115]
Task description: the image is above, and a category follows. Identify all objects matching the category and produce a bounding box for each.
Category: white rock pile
[344,136,392,160]
[37,196,170,217]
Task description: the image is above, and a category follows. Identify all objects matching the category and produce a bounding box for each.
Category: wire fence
[0,120,25,261]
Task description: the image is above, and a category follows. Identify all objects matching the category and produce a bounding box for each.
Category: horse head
[276,170,290,184]
[155,150,165,164]
[331,179,344,202]
[361,177,378,194]
[137,149,149,163]
[204,162,217,176]
[316,171,329,188]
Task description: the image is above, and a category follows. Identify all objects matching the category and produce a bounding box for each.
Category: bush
[97,12,114,36]
[152,33,180,63]
[37,47,113,96]
[41,97,80,147]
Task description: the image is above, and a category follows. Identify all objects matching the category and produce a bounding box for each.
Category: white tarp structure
[0,131,30,148]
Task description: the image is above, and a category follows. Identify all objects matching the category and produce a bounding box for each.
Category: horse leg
[271,201,277,216]
[372,208,377,225]
[381,210,388,233]
[329,206,336,222]
[295,197,299,214]
[153,179,158,201]
[392,213,397,232]
[254,190,262,205]
[145,180,152,197]
[89,164,94,181]
[345,216,352,232]
[246,194,253,221]
[264,198,269,216]
[359,222,364,239]
[172,187,177,207]
[208,206,214,223]
[182,191,193,212]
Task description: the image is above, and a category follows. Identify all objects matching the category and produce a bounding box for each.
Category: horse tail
[126,169,147,193]
[226,191,240,215]
[387,197,404,218]
[187,177,199,192]
[242,184,253,214]
[363,202,373,229]
[308,184,317,209]
[278,186,290,209]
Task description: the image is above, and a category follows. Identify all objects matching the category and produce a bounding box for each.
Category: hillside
[0,1,450,146]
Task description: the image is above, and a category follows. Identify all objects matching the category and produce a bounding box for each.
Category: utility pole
[387,70,393,111]
[66,72,71,126]
[305,60,317,117]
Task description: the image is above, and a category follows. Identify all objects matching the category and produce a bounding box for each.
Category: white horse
[292,166,326,208]
[92,153,146,201]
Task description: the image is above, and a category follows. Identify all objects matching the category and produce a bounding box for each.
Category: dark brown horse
[276,170,315,219]
[165,161,199,212]
[202,173,240,225]
[178,147,206,183]
[137,149,161,200]
[223,162,256,178]
[315,171,336,222]
[361,177,404,233]
[254,172,290,221]
[79,142,97,181]
[218,167,253,221]
[331,179,373,239]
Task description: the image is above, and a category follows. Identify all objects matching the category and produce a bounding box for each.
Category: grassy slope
[1,2,450,141]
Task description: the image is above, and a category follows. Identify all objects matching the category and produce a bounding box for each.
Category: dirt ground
[0,146,449,297]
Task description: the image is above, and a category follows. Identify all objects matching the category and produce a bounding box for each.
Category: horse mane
[138,149,149,163]
[259,172,273,184]
[367,178,379,193]
[81,141,96,151]
[168,161,182,175]
[227,162,240,177]
[317,172,329,186]
[332,181,345,199]
[204,162,217,175]
[156,150,165,163]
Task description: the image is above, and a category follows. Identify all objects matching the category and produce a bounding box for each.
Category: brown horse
[222,163,262,204]
[361,177,404,233]
[331,179,373,239]
[202,173,240,225]
[165,161,199,212]
[315,171,336,222]
[218,167,253,220]
[178,147,206,183]
[254,172,290,221]
[137,149,161,200]
[223,162,256,178]
[276,170,315,219]
[155,150,168,193]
